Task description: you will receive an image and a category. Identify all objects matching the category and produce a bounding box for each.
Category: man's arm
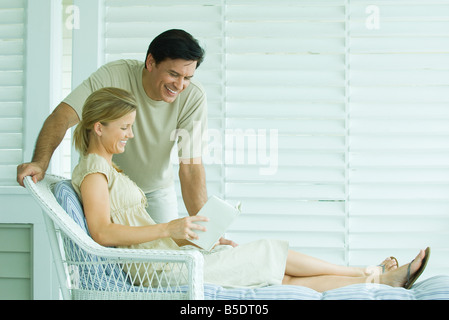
[179,158,238,247]
[17,102,79,186]
[178,158,208,216]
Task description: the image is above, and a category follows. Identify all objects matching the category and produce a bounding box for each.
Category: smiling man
[17,30,233,245]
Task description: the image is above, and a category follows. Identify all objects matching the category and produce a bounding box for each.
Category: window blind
[0,0,26,186]
[224,0,347,262]
[348,1,449,275]
[82,0,449,274]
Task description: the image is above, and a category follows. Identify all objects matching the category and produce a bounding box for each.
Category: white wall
[0,0,61,299]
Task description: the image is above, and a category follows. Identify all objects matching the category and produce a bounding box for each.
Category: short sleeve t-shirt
[64,59,208,194]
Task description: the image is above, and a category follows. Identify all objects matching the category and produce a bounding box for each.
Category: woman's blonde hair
[73,87,138,156]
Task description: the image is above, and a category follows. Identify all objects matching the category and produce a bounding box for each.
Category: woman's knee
[282,274,293,285]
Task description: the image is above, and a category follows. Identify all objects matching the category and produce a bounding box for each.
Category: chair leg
[43,213,71,300]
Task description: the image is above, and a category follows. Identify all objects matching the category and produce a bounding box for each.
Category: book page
[187,196,241,251]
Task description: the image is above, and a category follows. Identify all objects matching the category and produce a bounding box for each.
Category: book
[187,196,241,251]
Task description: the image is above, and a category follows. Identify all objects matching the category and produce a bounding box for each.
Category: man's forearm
[17,103,79,186]
[32,114,69,169]
[179,160,208,216]
[32,102,79,168]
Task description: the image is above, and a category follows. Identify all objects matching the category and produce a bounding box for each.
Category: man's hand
[219,237,238,247]
[17,162,46,187]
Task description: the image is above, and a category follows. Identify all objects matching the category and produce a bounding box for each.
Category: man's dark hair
[145,29,205,69]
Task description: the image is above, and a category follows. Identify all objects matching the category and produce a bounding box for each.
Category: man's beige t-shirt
[64,59,208,194]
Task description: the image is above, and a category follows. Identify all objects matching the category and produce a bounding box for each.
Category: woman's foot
[381,248,429,288]
[363,256,398,276]
[378,256,399,273]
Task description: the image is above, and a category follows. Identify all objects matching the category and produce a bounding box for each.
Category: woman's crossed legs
[282,249,427,292]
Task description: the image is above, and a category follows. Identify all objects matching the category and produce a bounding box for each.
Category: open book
[187,196,241,251]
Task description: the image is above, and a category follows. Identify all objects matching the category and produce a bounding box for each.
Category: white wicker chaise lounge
[25,174,449,300]
[24,174,204,300]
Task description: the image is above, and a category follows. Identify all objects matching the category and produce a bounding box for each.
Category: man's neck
[141,67,158,100]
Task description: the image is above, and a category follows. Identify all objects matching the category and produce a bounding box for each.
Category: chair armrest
[83,246,205,299]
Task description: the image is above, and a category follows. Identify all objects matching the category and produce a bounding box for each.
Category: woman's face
[97,110,136,155]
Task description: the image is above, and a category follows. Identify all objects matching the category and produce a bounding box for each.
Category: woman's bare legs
[282,249,426,292]
[284,250,365,277]
[284,250,397,278]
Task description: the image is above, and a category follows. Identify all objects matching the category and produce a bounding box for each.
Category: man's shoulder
[190,78,206,92]
[181,78,206,99]
[100,59,143,73]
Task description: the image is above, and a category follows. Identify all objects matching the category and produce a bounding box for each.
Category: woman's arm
[81,172,208,247]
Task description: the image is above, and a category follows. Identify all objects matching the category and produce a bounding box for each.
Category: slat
[231,213,345,232]
[106,5,221,23]
[350,199,449,216]
[226,166,344,183]
[227,37,345,54]
[227,86,345,103]
[227,21,345,37]
[351,37,449,54]
[226,4,345,21]
[226,182,345,200]
[227,53,345,71]
[350,3,449,20]
[349,183,449,200]
[351,168,449,183]
[0,118,21,133]
[0,7,24,25]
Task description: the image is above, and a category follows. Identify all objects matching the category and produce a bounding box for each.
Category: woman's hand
[166,215,209,241]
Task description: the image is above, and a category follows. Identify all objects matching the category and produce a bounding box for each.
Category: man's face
[145,55,197,103]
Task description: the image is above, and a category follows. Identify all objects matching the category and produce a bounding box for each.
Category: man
[18,29,235,246]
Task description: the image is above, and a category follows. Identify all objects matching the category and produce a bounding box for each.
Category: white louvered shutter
[348,1,449,275]
[223,0,347,263]
[0,0,25,186]
[70,0,449,277]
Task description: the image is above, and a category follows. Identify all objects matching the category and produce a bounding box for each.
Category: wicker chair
[24,174,204,300]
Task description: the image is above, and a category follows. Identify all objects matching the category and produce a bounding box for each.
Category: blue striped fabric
[54,180,90,235]
[53,180,449,299]
[204,276,449,300]
[54,180,133,292]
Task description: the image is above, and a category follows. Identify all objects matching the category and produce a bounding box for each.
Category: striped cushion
[204,275,449,300]
[53,180,90,235]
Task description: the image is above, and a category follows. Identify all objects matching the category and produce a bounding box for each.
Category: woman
[71,87,430,292]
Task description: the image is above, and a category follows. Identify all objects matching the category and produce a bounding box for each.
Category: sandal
[404,247,431,289]
[379,256,399,273]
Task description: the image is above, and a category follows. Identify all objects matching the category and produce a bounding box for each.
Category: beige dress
[72,153,289,288]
